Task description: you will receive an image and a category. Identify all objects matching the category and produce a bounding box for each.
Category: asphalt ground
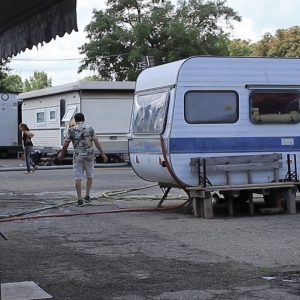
[0,158,300,300]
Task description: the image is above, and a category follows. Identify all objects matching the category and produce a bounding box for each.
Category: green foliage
[227,26,300,58]
[0,59,11,91]
[79,0,241,80]
[1,64,52,92]
[0,59,23,93]
[228,39,253,56]
[251,26,300,57]
[1,73,23,93]
[82,75,104,81]
[23,71,52,92]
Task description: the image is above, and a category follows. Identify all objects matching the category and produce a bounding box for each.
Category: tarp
[0,0,78,59]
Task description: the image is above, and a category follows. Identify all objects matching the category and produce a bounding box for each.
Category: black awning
[0,0,78,59]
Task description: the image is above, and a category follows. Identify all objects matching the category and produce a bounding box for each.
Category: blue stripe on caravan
[129,140,162,153]
[169,137,300,154]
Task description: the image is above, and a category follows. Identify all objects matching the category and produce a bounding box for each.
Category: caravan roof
[135,56,300,92]
[16,81,136,100]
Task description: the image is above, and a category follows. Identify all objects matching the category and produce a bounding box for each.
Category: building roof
[0,0,77,59]
[16,81,136,100]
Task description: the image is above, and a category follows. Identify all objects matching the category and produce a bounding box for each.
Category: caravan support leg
[190,190,213,218]
[286,187,297,214]
[227,192,233,216]
[157,187,171,208]
[248,191,254,215]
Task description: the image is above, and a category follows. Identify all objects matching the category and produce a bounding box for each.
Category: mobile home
[128,56,300,195]
[0,92,23,158]
[17,81,135,161]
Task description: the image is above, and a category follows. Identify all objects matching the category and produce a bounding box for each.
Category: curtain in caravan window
[185,91,238,124]
[132,92,169,133]
[250,91,300,124]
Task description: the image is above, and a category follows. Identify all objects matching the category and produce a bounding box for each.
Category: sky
[9,0,300,87]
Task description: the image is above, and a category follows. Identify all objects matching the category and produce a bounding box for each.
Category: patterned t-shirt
[65,122,98,162]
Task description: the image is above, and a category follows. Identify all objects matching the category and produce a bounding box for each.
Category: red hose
[159,136,189,194]
[0,138,191,223]
[0,200,190,223]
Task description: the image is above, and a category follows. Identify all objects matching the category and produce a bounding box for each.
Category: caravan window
[132,91,169,133]
[184,91,238,124]
[250,91,300,124]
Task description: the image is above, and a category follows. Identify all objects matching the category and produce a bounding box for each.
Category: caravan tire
[263,189,296,208]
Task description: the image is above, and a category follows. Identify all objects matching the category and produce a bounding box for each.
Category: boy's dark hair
[74,113,85,122]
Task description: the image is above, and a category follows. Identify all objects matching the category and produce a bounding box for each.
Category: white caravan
[17,81,135,161]
[128,56,300,190]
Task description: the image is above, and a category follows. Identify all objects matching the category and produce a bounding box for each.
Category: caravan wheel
[263,189,296,208]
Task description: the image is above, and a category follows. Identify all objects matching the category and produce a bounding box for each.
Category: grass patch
[259,268,271,273]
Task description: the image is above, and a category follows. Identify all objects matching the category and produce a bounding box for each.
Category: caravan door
[128,90,174,183]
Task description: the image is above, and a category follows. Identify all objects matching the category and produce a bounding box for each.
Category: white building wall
[81,91,133,133]
[22,92,80,148]
[81,91,133,153]
[20,87,134,153]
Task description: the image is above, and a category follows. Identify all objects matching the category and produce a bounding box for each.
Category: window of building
[184,91,238,124]
[36,110,45,124]
[250,91,300,124]
[132,91,169,133]
[50,109,56,121]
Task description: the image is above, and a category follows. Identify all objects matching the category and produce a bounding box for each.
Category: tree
[0,59,22,93]
[251,26,300,57]
[228,39,253,56]
[0,59,11,91]
[23,71,52,92]
[78,0,241,81]
[82,75,105,81]
[1,73,23,93]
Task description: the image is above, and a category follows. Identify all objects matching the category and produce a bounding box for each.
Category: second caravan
[17,81,135,162]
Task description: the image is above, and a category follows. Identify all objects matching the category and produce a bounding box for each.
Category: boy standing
[58,113,108,206]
